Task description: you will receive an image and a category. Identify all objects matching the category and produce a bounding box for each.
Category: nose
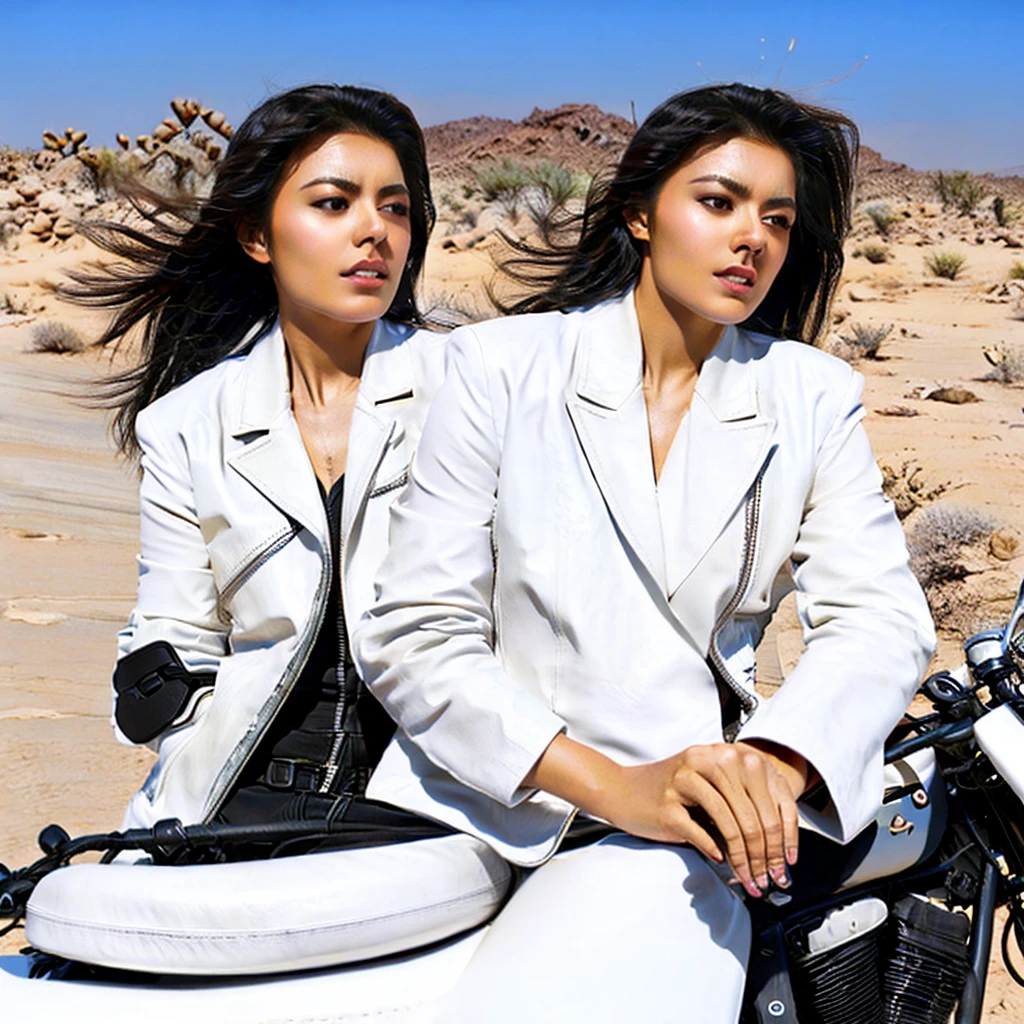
[732,207,766,257]
[354,199,387,249]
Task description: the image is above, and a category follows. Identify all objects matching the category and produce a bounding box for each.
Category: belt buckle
[265,759,296,790]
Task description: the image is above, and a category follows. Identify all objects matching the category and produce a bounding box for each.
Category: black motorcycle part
[37,824,70,856]
[740,922,801,1024]
[786,903,886,1024]
[112,641,215,744]
[883,895,971,1024]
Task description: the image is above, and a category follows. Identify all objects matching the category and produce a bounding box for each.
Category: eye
[381,200,410,218]
[699,195,732,211]
[312,195,349,212]
[764,213,794,230]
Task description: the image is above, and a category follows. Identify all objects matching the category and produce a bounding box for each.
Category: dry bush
[473,158,531,220]
[839,321,893,360]
[29,320,85,354]
[438,191,479,232]
[981,342,1024,384]
[862,200,900,236]
[925,251,967,280]
[909,503,1000,635]
[909,504,996,589]
[880,460,947,521]
[1008,261,1024,281]
[856,242,890,264]
[528,160,589,208]
[933,170,984,216]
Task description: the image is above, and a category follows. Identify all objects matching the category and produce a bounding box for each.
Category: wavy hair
[498,83,857,344]
[66,84,435,459]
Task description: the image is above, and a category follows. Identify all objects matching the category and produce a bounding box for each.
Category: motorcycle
[739,578,1024,1023]
[5,582,1024,1023]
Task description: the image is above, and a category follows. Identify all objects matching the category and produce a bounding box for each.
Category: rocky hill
[424,103,635,179]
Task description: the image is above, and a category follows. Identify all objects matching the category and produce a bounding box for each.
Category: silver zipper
[318,562,348,794]
[368,468,408,499]
[202,439,395,819]
[202,537,332,821]
[216,522,302,619]
[707,449,777,722]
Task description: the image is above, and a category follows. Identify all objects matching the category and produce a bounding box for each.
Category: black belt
[260,758,323,793]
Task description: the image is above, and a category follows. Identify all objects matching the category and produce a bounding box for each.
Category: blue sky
[2,0,1021,172]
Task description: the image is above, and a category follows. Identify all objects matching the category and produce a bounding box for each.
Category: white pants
[436,834,751,1023]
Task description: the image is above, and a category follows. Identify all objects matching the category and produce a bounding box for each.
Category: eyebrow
[299,176,410,199]
[689,174,796,211]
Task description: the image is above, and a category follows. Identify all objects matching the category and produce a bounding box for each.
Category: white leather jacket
[357,293,937,866]
[116,319,447,829]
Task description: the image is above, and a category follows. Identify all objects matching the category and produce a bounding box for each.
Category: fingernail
[745,878,763,898]
[726,876,743,888]
[770,865,790,889]
[786,846,798,866]
[756,874,769,891]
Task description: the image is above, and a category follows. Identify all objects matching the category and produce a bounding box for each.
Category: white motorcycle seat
[24,833,511,976]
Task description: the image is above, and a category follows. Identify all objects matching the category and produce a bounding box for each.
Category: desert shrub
[925,251,967,280]
[528,160,588,208]
[438,191,478,231]
[29,320,85,354]
[981,342,1024,383]
[1008,261,1024,281]
[840,321,893,359]
[880,460,947,521]
[858,242,890,264]
[862,200,900,236]
[474,158,531,220]
[909,503,996,589]
[933,170,984,216]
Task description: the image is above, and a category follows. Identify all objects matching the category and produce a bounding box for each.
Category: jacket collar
[230,319,415,437]
[226,320,417,547]
[566,292,775,603]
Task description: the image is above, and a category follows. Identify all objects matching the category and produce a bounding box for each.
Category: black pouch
[113,641,215,744]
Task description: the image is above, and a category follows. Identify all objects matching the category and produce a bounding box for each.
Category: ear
[624,204,650,242]
[237,219,271,265]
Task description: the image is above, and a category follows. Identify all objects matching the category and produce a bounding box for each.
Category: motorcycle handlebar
[884,717,975,765]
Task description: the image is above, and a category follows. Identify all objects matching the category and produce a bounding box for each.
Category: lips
[715,265,757,287]
[342,259,389,280]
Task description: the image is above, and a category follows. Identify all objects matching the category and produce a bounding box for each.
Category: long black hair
[67,84,435,459]
[499,83,857,344]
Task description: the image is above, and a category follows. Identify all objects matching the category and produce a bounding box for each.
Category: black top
[228,475,396,802]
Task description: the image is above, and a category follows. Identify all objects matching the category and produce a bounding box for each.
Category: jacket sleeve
[113,407,228,747]
[355,329,567,806]
[737,369,936,843]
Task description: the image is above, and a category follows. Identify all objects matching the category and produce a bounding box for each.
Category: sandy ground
[3,224,1024,1014]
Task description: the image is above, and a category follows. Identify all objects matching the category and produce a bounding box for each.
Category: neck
[633,260,725,394]
[278,302,376,407]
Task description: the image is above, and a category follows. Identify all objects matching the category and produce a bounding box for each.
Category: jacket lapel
[225,325,327,545]
[341,321,416,545]
[661,326,776,598]
[564,296,667,595]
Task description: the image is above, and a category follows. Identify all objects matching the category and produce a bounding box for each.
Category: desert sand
[3,107,1024,1015]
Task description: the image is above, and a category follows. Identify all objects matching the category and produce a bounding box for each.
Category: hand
[601,742,807,898]
[524,735,808,898]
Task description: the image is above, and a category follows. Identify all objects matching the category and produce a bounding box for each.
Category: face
[240,132,413,328]
[627,137,796,327]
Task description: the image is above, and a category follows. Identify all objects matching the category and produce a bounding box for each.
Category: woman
[76,84,449,844]
[356,83,936,1020]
